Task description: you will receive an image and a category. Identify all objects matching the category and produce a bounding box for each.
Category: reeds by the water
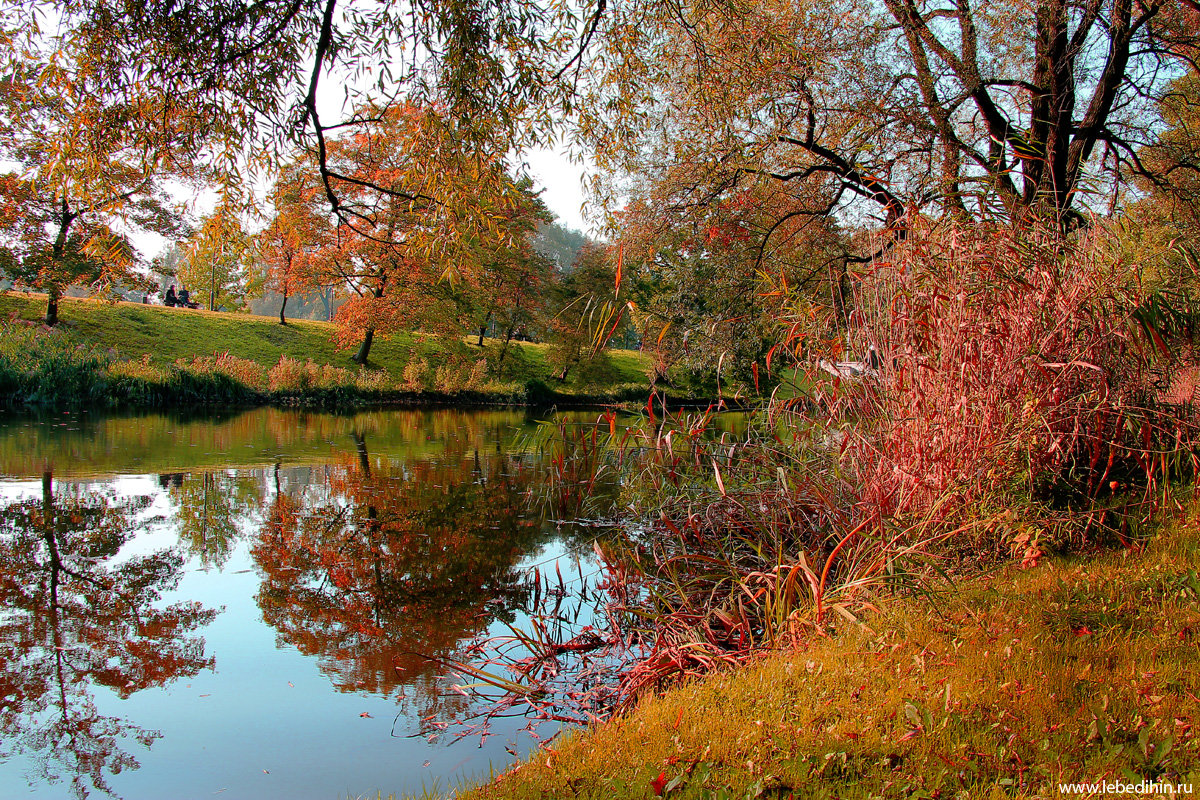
[445,222,1200,735]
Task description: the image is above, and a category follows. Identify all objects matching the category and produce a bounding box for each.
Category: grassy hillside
[450,512,1200,800]
[0,292,662,408]
[0,292,645,381]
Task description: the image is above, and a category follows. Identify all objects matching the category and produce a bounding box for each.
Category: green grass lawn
[0,291,653,396]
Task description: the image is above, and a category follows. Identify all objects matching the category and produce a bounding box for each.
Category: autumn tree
[257,164,331,324]
[472,244,554,373]
[302,109,451,364]
[451,178,555,362]
[289,104,557,364]
[543,244,631,384]
[178,205,253,311]
[0,111,181,324]
[583,0,1200,253]
[0,22,230,325]
[615,177,851,387]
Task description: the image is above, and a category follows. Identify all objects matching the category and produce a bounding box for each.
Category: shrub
[523,378,556,406]
[402,358,430,391]
[179,353,267,392]
[267,356,310,392]
[465,358,489,390]
[354,368,391,393]
[433,363,460,392]
[106,355,173,406]
[0,325,112,408]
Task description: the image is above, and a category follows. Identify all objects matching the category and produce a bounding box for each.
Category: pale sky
[521,145,594,234]
[134,145,593,264]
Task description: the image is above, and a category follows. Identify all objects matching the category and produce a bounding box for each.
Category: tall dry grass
[824,223,1199,556]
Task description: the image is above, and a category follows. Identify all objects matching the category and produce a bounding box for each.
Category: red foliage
[827,224,1194,534]
[651,770,668,796]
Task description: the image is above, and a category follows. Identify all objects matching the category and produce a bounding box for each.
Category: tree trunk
[46,200,74,328]
[352,327,375,365]
[477,309,493,347]
[44,286,59,327]
[496,319,519,369]
[279,289,289,325]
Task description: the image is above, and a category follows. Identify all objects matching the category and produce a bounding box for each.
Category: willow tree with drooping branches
[11,0,602,240]
[579,0,1200,336]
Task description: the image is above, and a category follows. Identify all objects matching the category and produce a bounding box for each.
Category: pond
[0,407,631,800]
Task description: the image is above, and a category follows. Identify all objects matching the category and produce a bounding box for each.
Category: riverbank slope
[451,513,1200,799]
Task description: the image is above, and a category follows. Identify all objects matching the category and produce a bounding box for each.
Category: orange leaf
[614,244,624,292]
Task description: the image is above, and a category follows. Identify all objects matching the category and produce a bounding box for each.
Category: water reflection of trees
[0,474,217,799]
[252,435,554,722]
[166,470,263,569]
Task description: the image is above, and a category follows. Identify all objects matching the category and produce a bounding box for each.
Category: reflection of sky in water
[0,409,618,800]
[109,530,568,800]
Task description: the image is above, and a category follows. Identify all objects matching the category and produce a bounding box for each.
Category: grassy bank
[452,511,1200,799]
[0,292,677,409]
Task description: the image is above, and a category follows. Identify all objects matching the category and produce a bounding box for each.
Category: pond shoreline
[1,380,745,414]
[453,509,1200,800]
[250,385,748,412]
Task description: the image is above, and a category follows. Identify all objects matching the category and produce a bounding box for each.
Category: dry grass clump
[105,353,169,384]
[177,352,268,391]
[266,355,390,393]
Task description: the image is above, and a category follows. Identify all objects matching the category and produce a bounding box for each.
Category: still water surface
[0,408,620,800]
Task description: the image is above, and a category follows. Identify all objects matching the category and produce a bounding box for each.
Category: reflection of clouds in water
[0,477,176,567]
[0,479,44,502]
